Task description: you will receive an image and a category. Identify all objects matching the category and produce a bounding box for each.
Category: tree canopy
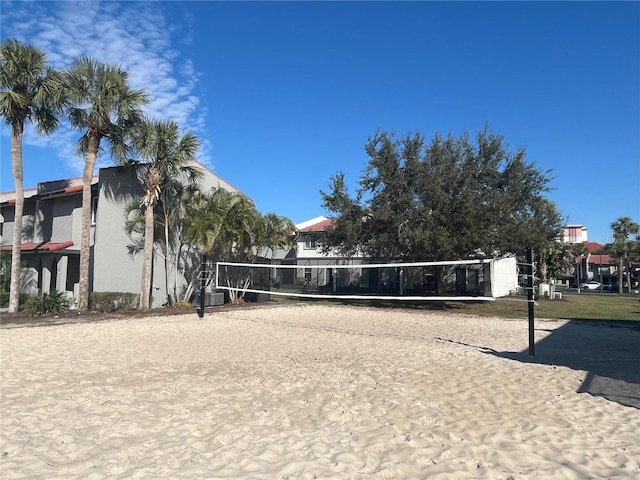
[606,216,639,294]
[321,127,564,261]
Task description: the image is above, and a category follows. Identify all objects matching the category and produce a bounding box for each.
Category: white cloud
[1,0,213,176]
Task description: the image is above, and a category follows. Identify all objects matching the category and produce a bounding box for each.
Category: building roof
[1,176,97,204]
[584,241,605,254]
[0,240,74,252]
[297,216,333,233]
[587,253,612,265]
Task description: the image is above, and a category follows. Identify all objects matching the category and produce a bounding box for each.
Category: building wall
[49,195,77,243]
[199,170,238,194]
[0,188,38,245]
[0,204,14,243]
[563,225,588,243]
[92,163,241,308]
[92,166,148,302]
[296,233,331,259]
[1,201,39,244]
[33,198,51,243]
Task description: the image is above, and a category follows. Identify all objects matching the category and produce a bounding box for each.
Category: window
[91,196,98,225]
[304,234,317,249]
[456,267,480,294]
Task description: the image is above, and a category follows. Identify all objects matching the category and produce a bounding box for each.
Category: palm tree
[608,217,640,294]
[64,57,148,312]
[129,119,202,309]
[157,181,203,305]
[0,39,65,313]
[185,189,253,258]
[258,213,298,258]
[255,213,297,287]
[184,188,259,303]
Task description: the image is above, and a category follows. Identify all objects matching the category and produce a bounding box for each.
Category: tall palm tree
[129,119,202,309]
[64,57,148,312]
[0,39,65,313]
[609,216,640,294]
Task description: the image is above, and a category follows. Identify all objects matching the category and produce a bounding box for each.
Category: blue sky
[1,1,638,245]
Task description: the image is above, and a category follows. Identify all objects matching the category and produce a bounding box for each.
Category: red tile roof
[0,241,74,252]
[584,241,605,253]
[587,253,612,265]
[298,218,333,233]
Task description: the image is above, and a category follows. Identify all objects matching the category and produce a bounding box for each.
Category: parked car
[579,281,601,290]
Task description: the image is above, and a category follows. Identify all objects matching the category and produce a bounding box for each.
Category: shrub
[90,292,140,312]
[25,290,70,316]
[172,301,194,309]
[2,292,31,308]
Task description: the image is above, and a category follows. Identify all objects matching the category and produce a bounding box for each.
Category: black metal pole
[198,253,206,318]
[527,247,535,357]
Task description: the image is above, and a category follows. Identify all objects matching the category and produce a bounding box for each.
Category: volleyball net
[215,259,498,302]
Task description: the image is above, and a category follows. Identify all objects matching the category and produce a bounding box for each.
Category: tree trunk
[77,135,99,312]
[8,125,24,313]
[164,217,172,306]
[618,256,624,295]
[625,256,632,294]
[139,202,155,309]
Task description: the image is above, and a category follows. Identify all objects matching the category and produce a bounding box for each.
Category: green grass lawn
[273,292,640,323]
[431,294,640,323]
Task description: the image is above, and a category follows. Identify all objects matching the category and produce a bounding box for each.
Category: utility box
[198,292,224,306]
[206,292,224,306]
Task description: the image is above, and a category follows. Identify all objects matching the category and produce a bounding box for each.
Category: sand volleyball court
[1,304,638,479]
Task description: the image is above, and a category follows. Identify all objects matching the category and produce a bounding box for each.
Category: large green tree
[607,216,639,294]
[321,127,564,262]
[0,39,65,313]
[129,119,202,309]
[64,57,148,312]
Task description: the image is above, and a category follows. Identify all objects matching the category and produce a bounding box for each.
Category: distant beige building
[563,224,588,243]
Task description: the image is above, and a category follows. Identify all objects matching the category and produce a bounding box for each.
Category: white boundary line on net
[215,261,496,302]
[217,259,492,269]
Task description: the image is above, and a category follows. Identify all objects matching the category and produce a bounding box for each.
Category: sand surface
[1,304,638,479]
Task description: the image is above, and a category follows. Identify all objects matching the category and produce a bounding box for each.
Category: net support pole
[198,253,206,319]
[527,247,535,357]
